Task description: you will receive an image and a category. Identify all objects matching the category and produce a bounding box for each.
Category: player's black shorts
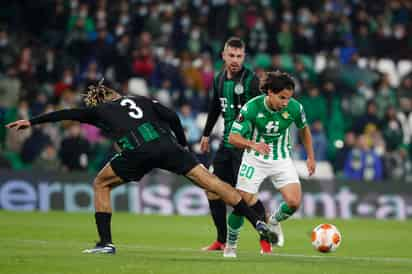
[212,145,243,187]
[110,136,199,182]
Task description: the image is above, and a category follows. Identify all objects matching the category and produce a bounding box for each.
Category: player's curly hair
[260,71,295,94]
[83,78,118,107]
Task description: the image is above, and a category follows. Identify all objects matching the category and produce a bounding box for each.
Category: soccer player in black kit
[6,81,276,254]
[199,37,271,252]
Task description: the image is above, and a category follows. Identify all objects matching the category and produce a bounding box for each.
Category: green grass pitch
[1,210,411,274]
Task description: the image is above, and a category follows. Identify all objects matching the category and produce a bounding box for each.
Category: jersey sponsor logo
[232,122,243,130]
[265,121,279,135]
[257,113,265,118]
[219,97,228,112]
[301,110,307,124]
[300,104,307,124]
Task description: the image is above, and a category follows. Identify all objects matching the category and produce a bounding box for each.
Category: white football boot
[223,244,237,258]
[268,217,284,247]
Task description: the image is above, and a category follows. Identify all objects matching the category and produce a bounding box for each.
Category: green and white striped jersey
[230,94,307,160]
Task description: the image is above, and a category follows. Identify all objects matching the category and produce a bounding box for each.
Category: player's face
[267,88,293,111]
[222,46,245,74]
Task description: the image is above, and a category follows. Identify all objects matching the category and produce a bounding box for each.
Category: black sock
[233,199,262,228]
[208,199,227,243]
[95,212,112,244]
[251,200,268,241]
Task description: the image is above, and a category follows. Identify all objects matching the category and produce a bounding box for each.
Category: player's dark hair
[260,71,295,94]
[224,37,245,50]
[83,79,118,107]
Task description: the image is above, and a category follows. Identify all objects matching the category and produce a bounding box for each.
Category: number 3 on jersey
[120,98,143,119]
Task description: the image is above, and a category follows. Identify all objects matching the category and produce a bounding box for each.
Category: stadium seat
[376,58,399,86]
[299,54,314,70]
[368,58,377,69]
[214,59,224,71]
[280,54,294,72]
[295,160,334,180]
[213,117,225,137]
[3,151,27,170]
[195,113,224,137]
[398,60,412,79]
[254,53,272,69]
[195,112,208,130]
[357,57,368,68]
[314,54,326,73]
[128,78,149,96]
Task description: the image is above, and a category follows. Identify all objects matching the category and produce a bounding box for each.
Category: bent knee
[93,176,106,191]
[238,190,256,206]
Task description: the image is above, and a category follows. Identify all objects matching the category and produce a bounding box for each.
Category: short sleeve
[230,104,253,136]
[294,103,308,129]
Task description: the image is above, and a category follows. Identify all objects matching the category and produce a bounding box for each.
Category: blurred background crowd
[1,0,412,182]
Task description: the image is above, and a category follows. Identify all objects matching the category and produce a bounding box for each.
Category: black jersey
[202,67,261,148]
[29,96,188,150]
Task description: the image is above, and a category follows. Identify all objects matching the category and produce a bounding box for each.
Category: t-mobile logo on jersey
[219,98,227,112]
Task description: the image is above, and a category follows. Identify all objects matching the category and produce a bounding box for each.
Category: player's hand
[5,120,31,130]
[307,157,316,176]
[251,142,270,155]
[199,136,209,153]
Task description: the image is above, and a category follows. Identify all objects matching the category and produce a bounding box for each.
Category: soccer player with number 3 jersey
[223,71,316,258]
[6,80,276,255]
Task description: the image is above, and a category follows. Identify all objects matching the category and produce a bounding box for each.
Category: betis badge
[282,111,289,119]
[234,83,244,95]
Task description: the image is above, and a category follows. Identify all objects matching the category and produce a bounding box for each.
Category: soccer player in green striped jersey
[223,71,316,258]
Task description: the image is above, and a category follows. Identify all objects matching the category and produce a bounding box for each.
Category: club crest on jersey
[234,83,244,95]
[282,111,290,119]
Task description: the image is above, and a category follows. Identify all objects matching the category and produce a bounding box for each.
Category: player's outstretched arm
[7,109,98,131]
[29,108,97,125]
[6,120,31,130]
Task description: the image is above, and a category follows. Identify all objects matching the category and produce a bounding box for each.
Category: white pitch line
[10,239,412,264]
[273,253,412,263]
[118,243,412,263]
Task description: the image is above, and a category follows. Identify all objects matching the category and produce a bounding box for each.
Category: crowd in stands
[1,0,412,182]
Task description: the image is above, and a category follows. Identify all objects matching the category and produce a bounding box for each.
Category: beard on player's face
[223,47,245,74]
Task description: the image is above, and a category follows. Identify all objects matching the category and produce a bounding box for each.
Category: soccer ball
[311,224,342,253]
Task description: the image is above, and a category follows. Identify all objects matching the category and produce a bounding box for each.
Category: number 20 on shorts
[239,163,255,179]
